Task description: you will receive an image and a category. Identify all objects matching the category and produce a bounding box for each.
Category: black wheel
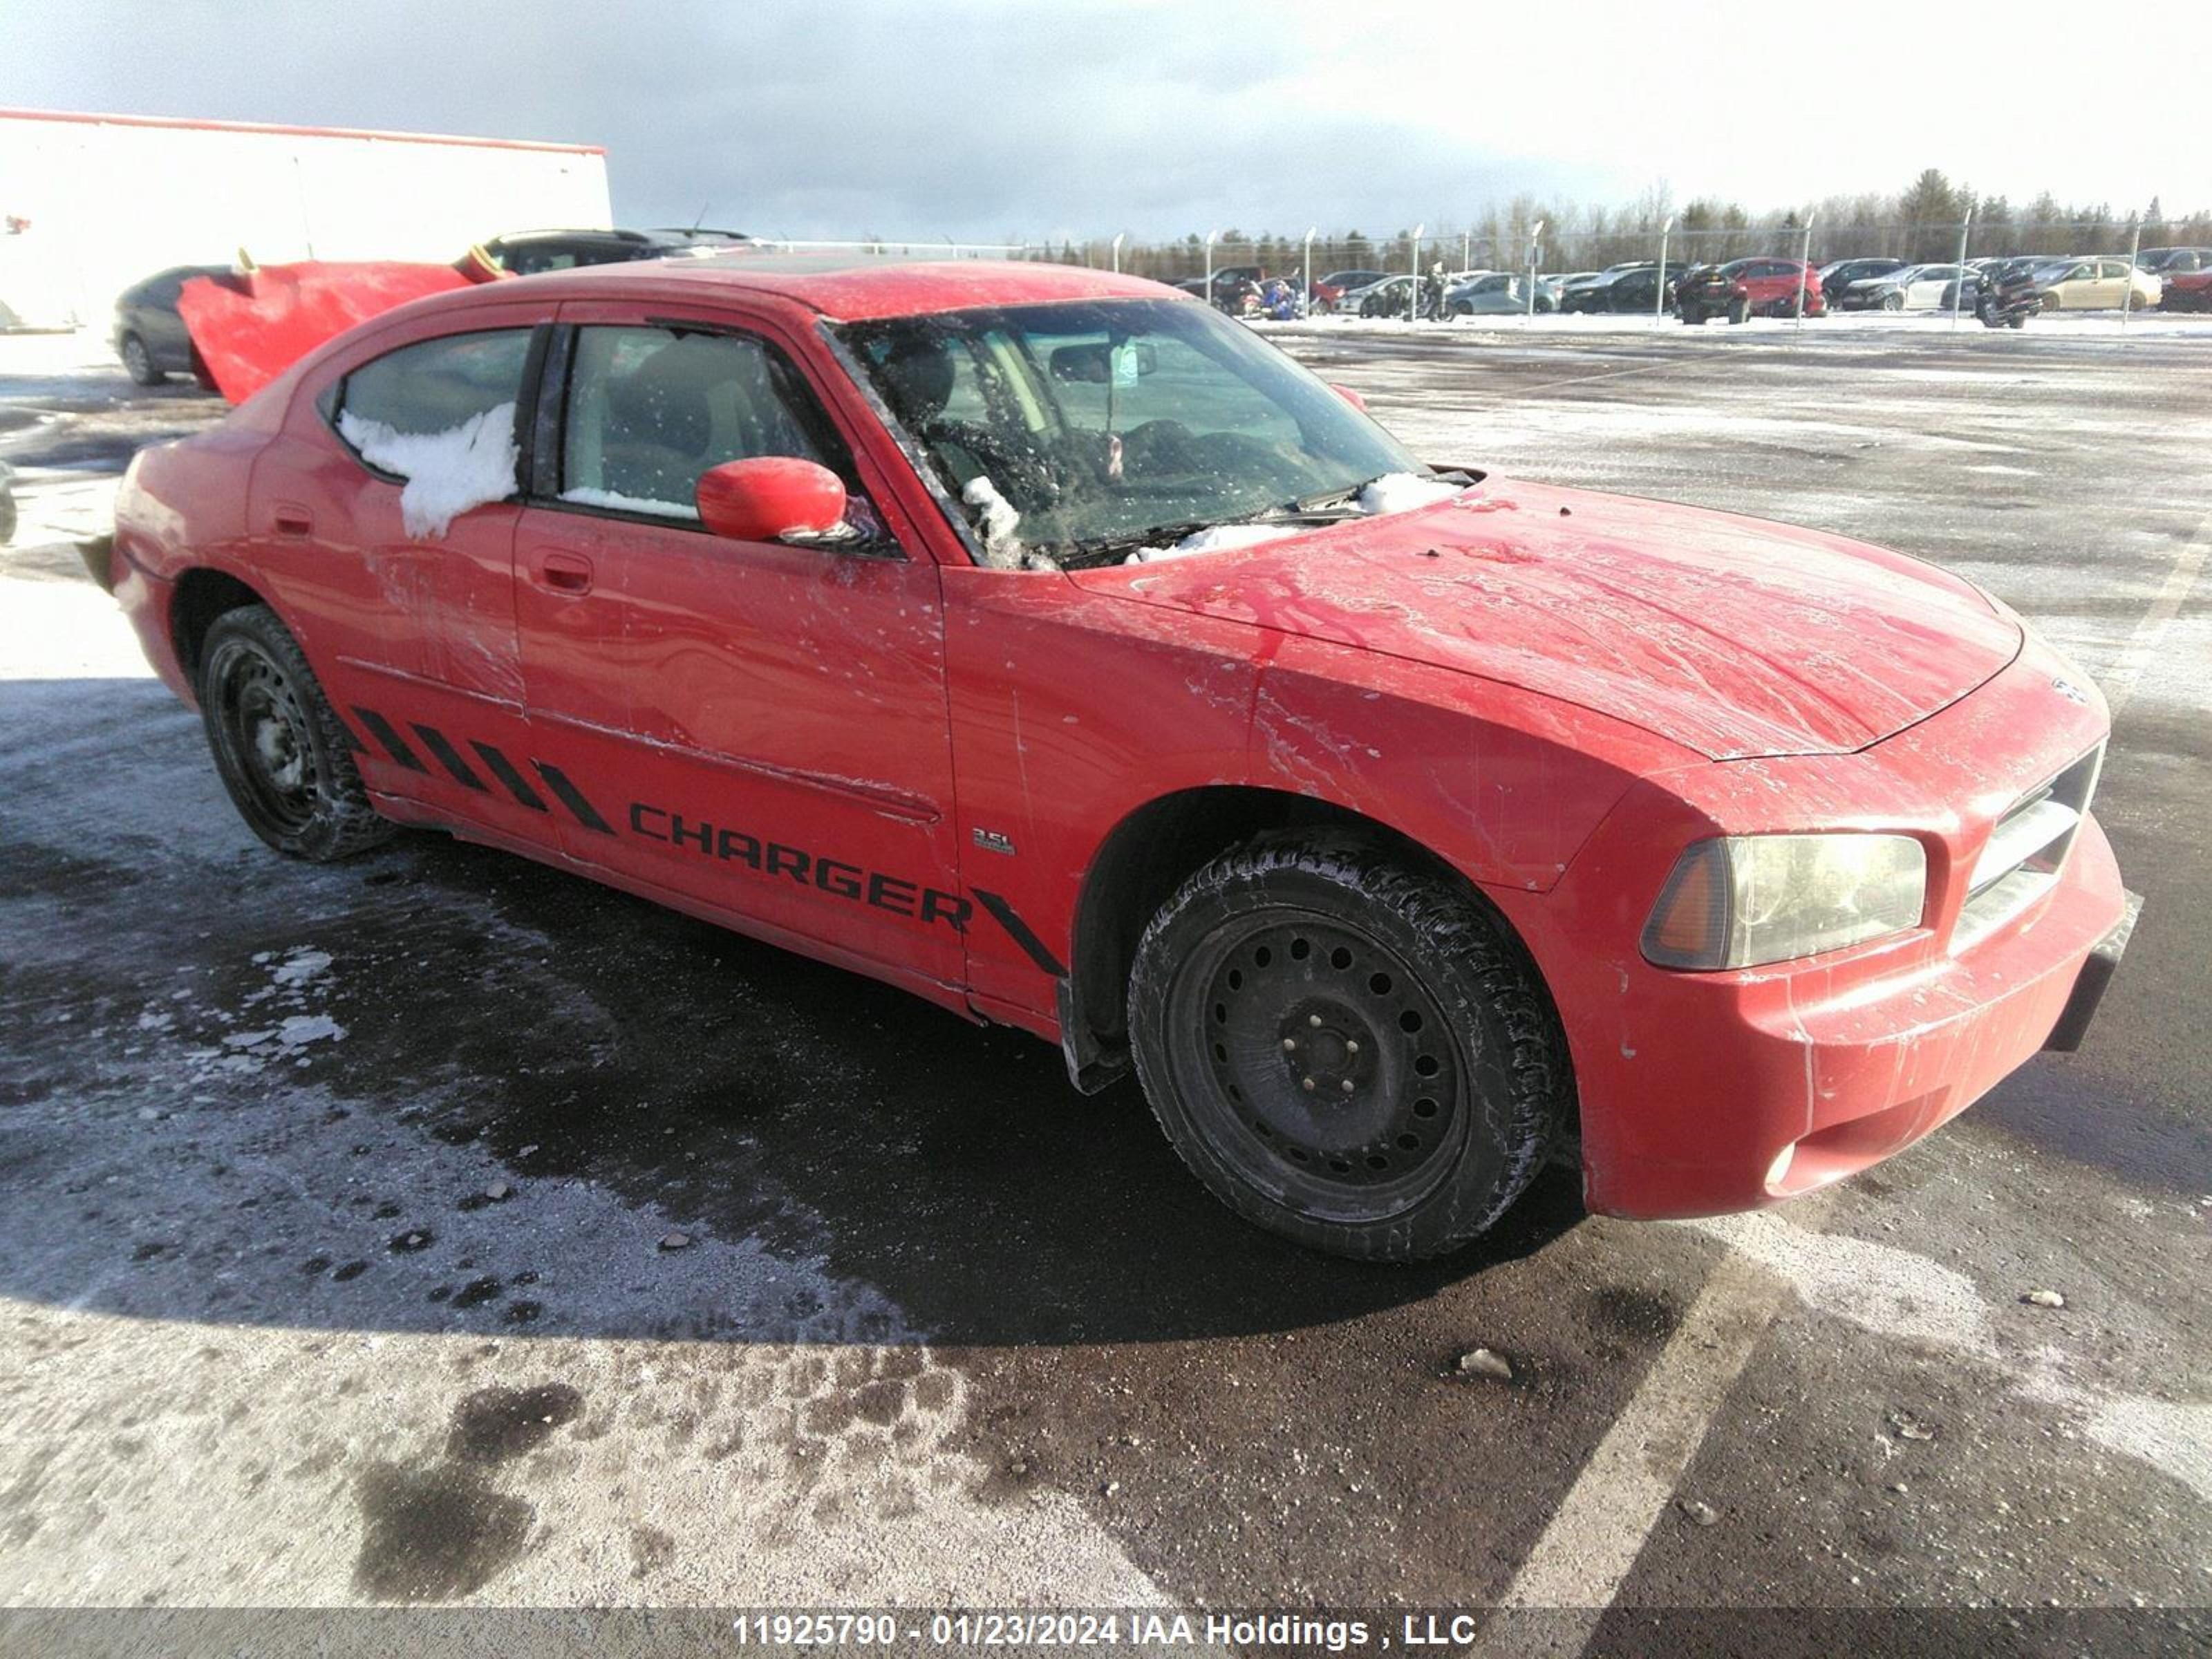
[1882,291,1904,312]
[199,604,394,861]
[1727,294,1752,324]
[1680,306,1705,325]
[1128,833,1571,1261]
[120,332,164,386]
[2008,310,2027,329]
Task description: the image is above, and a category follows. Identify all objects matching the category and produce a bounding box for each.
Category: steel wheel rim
[122,336,150,377]
[1169,908,1470,1224]
[216,645,321,834]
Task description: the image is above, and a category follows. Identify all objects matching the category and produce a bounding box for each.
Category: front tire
[199,604,395,861]
[1127,834,1571,1261]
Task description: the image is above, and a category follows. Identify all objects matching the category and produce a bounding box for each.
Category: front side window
[332,329,534,538]
[558,326,838,521]
[841,297,1419,565]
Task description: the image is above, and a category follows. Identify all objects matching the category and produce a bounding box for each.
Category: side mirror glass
[696,457,848,543]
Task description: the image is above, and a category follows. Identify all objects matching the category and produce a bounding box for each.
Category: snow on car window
[333,328,531,538]
[337,401,518,540]
[842,297,1427,568]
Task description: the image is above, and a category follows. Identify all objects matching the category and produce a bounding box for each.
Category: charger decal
[344,706,1065,975]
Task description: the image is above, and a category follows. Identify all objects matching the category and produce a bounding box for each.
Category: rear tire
[1680,305,1705,325]
[199,604,395,862]
[2040,291,2061,314]
[1127,832,1571,1262]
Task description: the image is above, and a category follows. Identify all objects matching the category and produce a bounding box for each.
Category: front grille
[1953,744,2104,950]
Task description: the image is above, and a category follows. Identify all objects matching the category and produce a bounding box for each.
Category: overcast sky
[11,0,2209,242]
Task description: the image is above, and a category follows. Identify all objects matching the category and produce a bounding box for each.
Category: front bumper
[1494,636,2132,1219]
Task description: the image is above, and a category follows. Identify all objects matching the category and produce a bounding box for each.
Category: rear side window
[557,326,839,520]
[330,329,534,538]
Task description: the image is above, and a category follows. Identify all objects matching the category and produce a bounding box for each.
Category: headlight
[1642,834,1927,971]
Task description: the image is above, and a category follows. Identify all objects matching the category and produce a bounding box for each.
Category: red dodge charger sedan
[103,255,2135,1259]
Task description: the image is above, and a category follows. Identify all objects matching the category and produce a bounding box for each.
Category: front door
[511,308,966,987]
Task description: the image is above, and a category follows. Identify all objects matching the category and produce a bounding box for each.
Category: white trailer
[0,106,612,330]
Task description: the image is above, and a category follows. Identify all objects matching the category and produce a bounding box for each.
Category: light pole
[1949,208,1973,332]
[1303,225,1316,317]
[1205,229,1218,311]
[1794,211,1818,336]
[1409,221,1425,321]
[1111,232,1124,274]
[2121,214,2142,331]
[1526,219,1545,319]
[1655,215,1674,328]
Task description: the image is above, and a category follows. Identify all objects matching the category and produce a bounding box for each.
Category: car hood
[1072,478,2020,760]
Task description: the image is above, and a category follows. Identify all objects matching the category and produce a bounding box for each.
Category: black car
[111,264,229,386]
[1558,264,1680,314]
[2135,247,2212,275]
[481,227,749,275]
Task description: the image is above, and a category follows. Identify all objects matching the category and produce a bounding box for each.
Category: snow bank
[1124,473,1465,563]
[337,402,518,539]
[561,485,698,520]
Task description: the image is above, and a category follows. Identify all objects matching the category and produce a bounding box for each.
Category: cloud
[8,0,2206,242]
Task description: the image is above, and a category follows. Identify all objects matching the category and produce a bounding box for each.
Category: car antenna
[691,205,709,232]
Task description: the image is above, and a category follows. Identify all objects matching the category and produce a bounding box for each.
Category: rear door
[510,301,966,986]
[255,309,552,846]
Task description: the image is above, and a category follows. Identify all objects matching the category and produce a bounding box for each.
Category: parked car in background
[112,264,229,385]
[1561,265,1676,314]
[2134,247,2212,275]
[1312,269,1391,311]
[1445,271,1557,315]
[1350,273,1416,317]
[1819,257,1908,303]
[1844,264,1966,312]
[1676,258,1824,323]
[2032,257,2160,312]
[482,227,748,275]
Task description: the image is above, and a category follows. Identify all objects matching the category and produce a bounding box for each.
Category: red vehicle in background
[1311,268,1392,312]
[102,256,2133,1260]
[1677,256,1826,323]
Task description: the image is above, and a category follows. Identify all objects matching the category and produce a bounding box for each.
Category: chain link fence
[1003,215,2210,332]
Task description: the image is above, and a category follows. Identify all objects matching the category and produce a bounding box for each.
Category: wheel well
[1060,787,1517,1092]
[171,569,268,693]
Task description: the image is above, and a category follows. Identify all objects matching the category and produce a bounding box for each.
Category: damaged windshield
[838,298,1424,567]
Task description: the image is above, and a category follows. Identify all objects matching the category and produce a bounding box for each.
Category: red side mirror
[1331,383,1368,413]
[695,458,847,543]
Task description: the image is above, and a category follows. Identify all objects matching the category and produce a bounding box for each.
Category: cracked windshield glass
[842,298,1425,565]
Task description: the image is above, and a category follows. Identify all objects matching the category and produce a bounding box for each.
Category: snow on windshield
[337,403,518,538]
[1123,474,1465,564]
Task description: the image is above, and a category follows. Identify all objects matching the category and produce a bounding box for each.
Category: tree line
[1024,171,2211,278]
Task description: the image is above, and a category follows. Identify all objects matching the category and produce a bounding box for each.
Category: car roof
[417,253,1180,321]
